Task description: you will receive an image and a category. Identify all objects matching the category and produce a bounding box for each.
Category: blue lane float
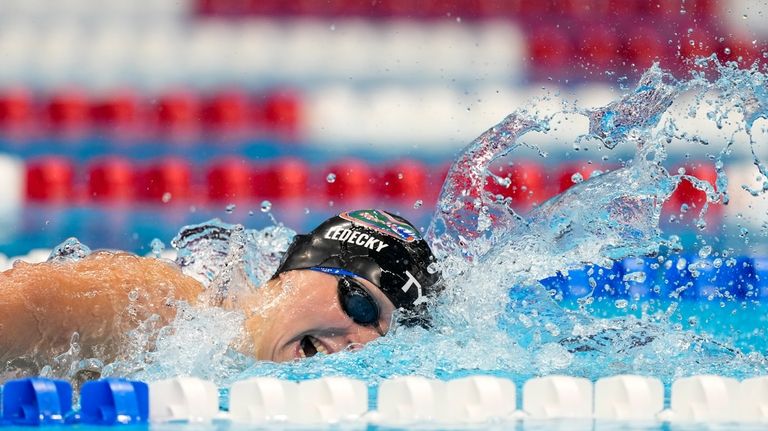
[1,378,72,426]
[80,378,148,425]
[539,255,767,301]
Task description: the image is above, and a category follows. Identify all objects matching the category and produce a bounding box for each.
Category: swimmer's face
[248,270,395,362]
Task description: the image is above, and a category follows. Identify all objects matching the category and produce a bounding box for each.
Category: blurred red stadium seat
[622,27,666,69]
[528,27,573,72]
[87,157,136,202]
[578,26,620,70]
[26,157,75,202]
[678,27,718,68]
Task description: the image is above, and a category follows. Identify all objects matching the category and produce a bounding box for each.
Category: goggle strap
[309,266,365,279]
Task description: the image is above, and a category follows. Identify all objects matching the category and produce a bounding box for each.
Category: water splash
[11,61,768,394]
[48,237,92,262]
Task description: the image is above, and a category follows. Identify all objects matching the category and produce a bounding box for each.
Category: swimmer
[0,209,442,377]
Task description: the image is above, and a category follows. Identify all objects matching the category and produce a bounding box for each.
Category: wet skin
[0,252,395,377]
[240,269,396,362]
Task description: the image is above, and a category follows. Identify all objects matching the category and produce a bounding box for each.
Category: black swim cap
[272,209,443,326]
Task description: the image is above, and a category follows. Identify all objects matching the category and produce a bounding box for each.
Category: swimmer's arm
[0,252,204,363]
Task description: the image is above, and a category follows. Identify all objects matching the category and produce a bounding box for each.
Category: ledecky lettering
[324,227,390,252]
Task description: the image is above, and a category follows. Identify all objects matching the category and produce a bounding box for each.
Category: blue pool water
[2,61,768,429]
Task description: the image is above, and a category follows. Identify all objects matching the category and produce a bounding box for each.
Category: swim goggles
[309,267,382,331]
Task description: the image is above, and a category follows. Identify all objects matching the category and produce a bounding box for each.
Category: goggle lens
[338,277,380,326]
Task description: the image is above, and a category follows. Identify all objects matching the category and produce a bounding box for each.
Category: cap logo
[402,270,428,306]
[340,209,421,243]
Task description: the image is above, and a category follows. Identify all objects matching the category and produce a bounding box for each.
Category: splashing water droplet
[614,299,629,309]
[161,192,172,203]
[698,245,713,258]
[623,271,647,283]
[413,199,423,209]
[225,204,236,214]
[260,200,272,213]
[150,238,166,257]
[571,172,584,184]
[326,173,336,183]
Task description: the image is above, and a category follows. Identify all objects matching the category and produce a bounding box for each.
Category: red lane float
[137,158,193,203]
[206,157,254,202]
[0,89,33,129]
[46,90,90,132]
[17,156,728,232]
[87,157,136,202]
[254,158,310,200]
[324,159,373,202]
[380,160,427,202]
[26,157,74,202]
[90,91,141,129]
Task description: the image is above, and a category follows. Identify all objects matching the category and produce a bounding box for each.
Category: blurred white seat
[149,377,219,423]
[725,162,768,232]
[594,375,663,420]
[133,28,184,90]
[375,21,426,80]
[229,21,282,85]
[422,23,477,80]
[183,24,235,88]
[522,375,593,419]
[0,26,35,86]
[444,376,517,423]
[31,24,85,89]
[670,375,740,422]
[573,84,618,110]
[229,377,297,423]
[305,85,366,145]
[276,20,332,81]
[295,377,368,424]
[473,21,526,82]
[80,26,137,90]
[323,20,379,80]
